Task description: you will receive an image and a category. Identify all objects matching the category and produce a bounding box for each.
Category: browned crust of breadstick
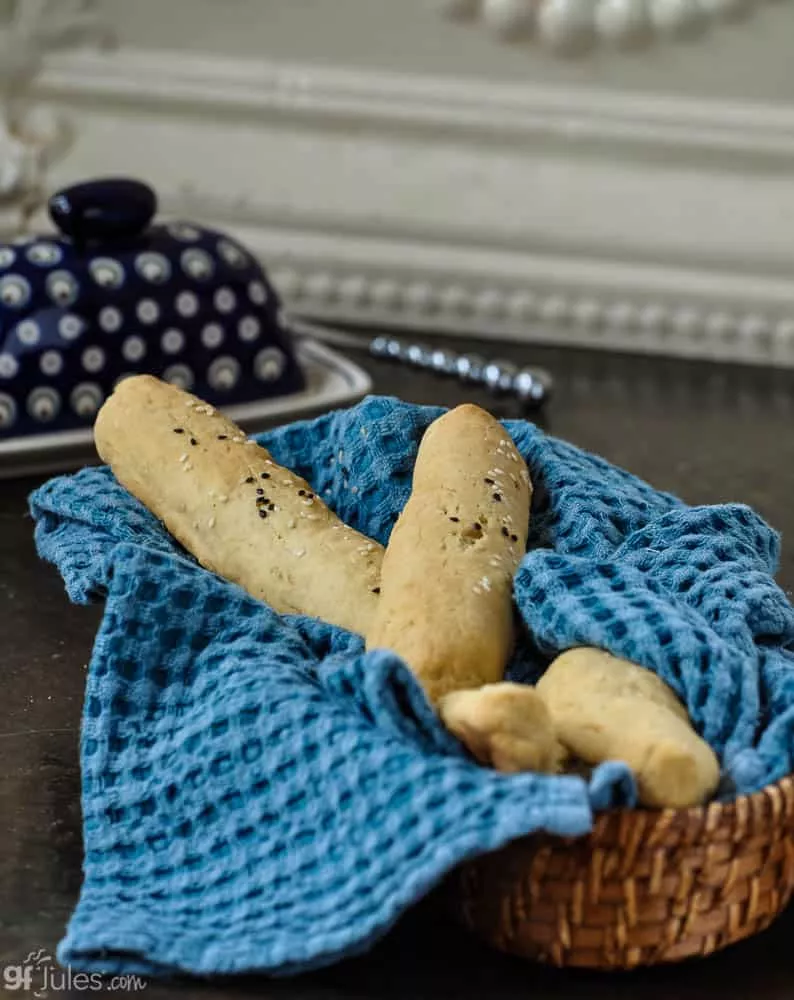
[94,375,383,634]
[366,404,531,702]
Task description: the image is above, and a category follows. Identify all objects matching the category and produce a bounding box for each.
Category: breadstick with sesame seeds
[93,375,383,635]
[366,403,565,774]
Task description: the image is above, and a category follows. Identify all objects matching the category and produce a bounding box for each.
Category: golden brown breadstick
[367,404,531,701]
[94,375,383,634]
[367,403,564,772]
[536,648,721,808]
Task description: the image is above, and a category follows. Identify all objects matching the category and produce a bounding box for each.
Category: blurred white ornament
[436,0,481,19]
[0,134,35,200]
[649,0,705,35]
[537,0,596,53]
[596,0,651,44]
[0,1,112,234]
[482,0,536,38]
[698,0,754,19]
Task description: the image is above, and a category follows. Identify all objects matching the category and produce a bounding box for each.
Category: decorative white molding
[23,41,794,368]
[437,0,766,55]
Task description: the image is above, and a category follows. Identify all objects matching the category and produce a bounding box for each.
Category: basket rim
[580,771,794,844]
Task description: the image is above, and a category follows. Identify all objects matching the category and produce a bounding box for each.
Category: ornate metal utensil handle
[290,319,553,410]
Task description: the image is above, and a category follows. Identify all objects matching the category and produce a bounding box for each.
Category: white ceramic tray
[0,335,372,480]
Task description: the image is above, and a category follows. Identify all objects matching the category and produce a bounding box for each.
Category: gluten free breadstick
[367,403,564,773]
[367,404,530,699]
[536,648,721,808]
[94,375,383,635]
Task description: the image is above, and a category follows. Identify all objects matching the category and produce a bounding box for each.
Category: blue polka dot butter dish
[0,177,370,477]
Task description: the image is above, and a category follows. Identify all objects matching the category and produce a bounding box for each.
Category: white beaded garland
[539,294,570,323]
[571,298,602,329]
[537,0,595,50]
[437,285,471,315]
[435,0,481,18]
[774,318,794,346]
[506,291,537,322]
[704,311,737,340]
[402,282,435,313]
[698,0,753,18]
[473,288,506,319]
[738,313,772,343]
[605,301,638,330]
[433,0,758,50]
[595,0,650,43]
[338,275,369,307]
[271,267,301,298]
[638,303,668,335]
[649,0,704,34]
[370,279,401,310]
[670,307,703,339]
[304,273,335,303]
[482,0,536,38]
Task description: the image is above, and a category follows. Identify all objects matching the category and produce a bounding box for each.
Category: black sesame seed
[372,587,381,594]
[473,522,482,531]
[493,493,502,502]
[256,488,264,495]
[261,472,270,479]
[190,438,198,446]
[449,516,460,523]
[256,497,266,506]
[245,476,255,484]
[298,489,306,496]
[259,510,268,519]
[484,477,494,485]
[306,493,314,500]
[510,534,518,542]
[501,526,509,537]
[173,428,184,434]
[217,434,228,440]
[267,503,276,511]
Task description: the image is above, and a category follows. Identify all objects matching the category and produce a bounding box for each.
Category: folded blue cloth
[29,395,794,977]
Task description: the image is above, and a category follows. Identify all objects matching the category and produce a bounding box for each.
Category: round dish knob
[48,177,158,243]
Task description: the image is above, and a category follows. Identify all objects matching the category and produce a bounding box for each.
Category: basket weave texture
[448,774,794,969]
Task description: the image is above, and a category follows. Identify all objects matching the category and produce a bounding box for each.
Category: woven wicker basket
[445,774,794,969]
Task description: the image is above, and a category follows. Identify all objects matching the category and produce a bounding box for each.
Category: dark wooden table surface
[3,332,794,998]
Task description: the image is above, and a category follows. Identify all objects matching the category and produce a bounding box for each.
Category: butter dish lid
[0,177,305,439]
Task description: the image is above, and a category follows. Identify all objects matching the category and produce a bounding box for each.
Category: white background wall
[17,0,794,366]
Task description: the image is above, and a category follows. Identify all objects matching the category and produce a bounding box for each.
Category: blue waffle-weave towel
[29,395,794,978]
